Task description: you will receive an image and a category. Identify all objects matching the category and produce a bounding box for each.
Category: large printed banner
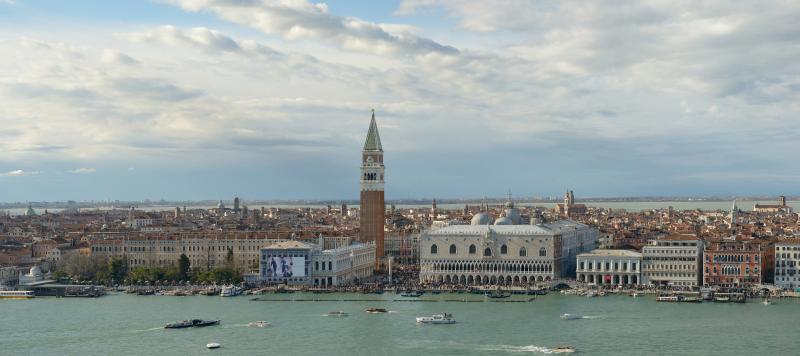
[264,256,305,277]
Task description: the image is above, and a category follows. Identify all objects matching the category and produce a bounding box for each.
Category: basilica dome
[504,207,523,225]
[471,212,492,225]
[494,216,513,225]
[530,213,547,226]
[217,200,225,209]
[24,203,36,216]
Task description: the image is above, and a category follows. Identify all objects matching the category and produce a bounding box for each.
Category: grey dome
[504,208,523,225]
[471,212,492,225]
[494,216,513,225]
[530,213,547,226]
[217,200,225,209]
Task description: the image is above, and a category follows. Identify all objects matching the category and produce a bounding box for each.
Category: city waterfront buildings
[702,241,764,287]
[419,219,599,284]
[642,234,702,286]
[258,239,376,286]
[773,238,800,290]
[576,249,641,285]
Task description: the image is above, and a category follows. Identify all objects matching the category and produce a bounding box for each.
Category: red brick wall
[360,190,384,263]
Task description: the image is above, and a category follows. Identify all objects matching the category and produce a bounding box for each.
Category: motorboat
[586,292,595,298]
[207,343,220,349]
[164,319,220,329]
[327,311,349,316]
[553,346,578,353]
[366,308,388,313]
[764,298,774,305]
[249,321,271,327]
[560,314,581,320]
[597,292,606,296]
[220,285,243,297]
[416,314,455,324]
[487,292,510,299]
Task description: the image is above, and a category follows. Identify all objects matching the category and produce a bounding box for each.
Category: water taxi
[553,346,578,353]
[560,314,581,320]
[164,319,220,328]
[0,290,34,299]
[249,321,271,327]
[713,292,746,303]
[327,311,348,317]
[656,292,701,303]
[416,314,455,324]
[366,308,387,313]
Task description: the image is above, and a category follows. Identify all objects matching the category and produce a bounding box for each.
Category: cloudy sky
[1,0,798,202]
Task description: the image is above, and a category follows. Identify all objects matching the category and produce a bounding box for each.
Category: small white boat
[416,314,455,324]
[327,311,348,316]
[764,299,774,305]
[249,321,271,327]
[207,343,220,349]
[553,346,578,353]
[586,292,595,298]
[560,314,581,320]
[598,292,606,296]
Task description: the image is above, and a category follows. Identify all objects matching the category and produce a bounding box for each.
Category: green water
[3,292,797,355]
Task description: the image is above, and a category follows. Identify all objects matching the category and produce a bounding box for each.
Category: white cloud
[68,168,96,173]
[162,0,457,57]
[0,170,40,177]
[129,167,134,171]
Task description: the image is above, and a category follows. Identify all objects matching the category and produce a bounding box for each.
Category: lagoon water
[4,291,798,355]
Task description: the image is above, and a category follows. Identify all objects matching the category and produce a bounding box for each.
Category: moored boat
[416,313,455,324]
[0,290,34,299]
[553,346,578,353]
[164,319,220,328]
[656,293,702,303]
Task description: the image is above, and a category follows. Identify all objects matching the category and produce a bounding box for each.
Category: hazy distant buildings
[754,196,794,214]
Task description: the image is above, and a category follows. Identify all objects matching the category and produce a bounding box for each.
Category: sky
[1,0,799,202]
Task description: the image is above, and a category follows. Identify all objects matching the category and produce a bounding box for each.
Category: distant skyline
[1,1,799,201]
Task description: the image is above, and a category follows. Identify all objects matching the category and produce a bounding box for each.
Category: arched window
[519,247,527,257]
[539,247,547,257]
[500,245,508,254]
[469,244,476,254]
[449,244,457,254]
[431,244,438,254]
[484,247,492,256]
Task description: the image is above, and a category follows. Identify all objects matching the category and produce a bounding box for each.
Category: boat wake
[222,324,249,328]
[388,311,400,313]
[479,344,554,354]
[127,327,163,334]
[581,315,601,319]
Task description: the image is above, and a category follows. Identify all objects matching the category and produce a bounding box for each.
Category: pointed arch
[431,244,438,254]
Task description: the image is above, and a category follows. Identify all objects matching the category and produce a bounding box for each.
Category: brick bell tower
[360,109,385,264]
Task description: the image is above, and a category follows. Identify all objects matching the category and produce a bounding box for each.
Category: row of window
[705,254,756,263]
[777,246,800,251]
[704,266,757,275]
[778,253,799,259]
[430,244,546,257]
[580,261,637,271]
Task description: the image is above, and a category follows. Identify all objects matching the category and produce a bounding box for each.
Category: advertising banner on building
[264,256,305,277]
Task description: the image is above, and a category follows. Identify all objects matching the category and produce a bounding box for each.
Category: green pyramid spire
[363,109,383,151]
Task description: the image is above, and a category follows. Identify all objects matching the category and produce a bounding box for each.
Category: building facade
[577,249,641,285]
[419,220,599,285]
[702,241,763,288]
[360,109,385,266]
[258,241,376,286]
[773,238,800,290]
[642,235,702,286]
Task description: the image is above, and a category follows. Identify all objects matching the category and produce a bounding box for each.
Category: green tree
[50,270,67,280]
[178,254,190,280]
[164,270,180,281]
[130,266,150,283]
[109,257,126,280]
[149,267,165,281]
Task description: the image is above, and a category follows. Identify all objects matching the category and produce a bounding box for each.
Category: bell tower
[360,109,385,263]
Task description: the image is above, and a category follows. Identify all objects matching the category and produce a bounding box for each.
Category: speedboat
[560,314,581,320]
[366,308,387,313]
[327,311,348,316]
[764,298,774,305]
[416,314,455,324]
[249,321,271,327]
[207,343,220,349]
[553,346,578,353]
[164,319,220,328]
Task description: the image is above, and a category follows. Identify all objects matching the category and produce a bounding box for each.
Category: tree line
[51,249,250,284]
